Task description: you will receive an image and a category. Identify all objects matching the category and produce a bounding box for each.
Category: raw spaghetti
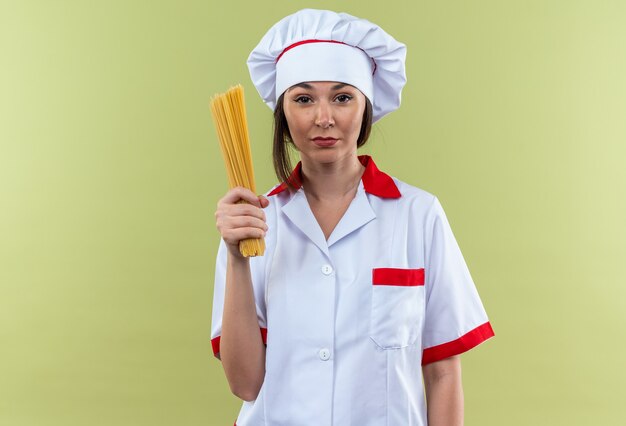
[210,84,265,257]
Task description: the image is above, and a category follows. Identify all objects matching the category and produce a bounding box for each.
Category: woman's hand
[215,187,269,259]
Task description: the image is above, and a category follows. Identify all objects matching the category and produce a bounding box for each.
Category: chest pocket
[370,268,425,349]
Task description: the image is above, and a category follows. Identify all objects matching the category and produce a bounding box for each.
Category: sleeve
[210,239,268,360]
[421,197,494,365]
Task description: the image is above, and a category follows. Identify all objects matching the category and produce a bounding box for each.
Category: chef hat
[247,9,407,123]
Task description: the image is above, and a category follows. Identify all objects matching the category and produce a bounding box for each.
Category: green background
[2,0,625,425]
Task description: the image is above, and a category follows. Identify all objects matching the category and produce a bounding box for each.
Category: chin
[303,148,355,164]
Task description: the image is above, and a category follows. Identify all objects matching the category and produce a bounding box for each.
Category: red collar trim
[267,155,401,198]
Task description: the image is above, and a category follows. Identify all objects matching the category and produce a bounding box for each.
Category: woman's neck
[299,154,365,202]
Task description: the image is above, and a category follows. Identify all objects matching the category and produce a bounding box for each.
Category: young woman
[211,9,494,426]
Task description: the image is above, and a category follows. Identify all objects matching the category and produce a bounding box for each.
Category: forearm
[423,356,464,426]
[220,253,266,401]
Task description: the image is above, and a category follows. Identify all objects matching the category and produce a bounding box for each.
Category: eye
[294,95,313,104]
[335,94,353,103]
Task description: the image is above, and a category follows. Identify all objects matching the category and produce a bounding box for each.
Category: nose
[314,101,334,128]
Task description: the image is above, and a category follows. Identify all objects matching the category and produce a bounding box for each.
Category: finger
[215,208,267,233]
[219,203,267,221]
[220,187,263,207]
[225,216,268,232]
[222,227,267,243]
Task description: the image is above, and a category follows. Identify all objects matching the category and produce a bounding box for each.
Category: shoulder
[389,176,439,214]
[392,177,436,202]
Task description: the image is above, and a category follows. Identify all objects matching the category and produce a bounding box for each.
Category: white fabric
[275,42,375,105]
[210,158,492,426]
[247,9,407,123]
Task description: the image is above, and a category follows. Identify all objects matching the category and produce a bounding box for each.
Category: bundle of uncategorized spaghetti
[210,84,265,257]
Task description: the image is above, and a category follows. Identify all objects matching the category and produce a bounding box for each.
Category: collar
[267,155,401,198]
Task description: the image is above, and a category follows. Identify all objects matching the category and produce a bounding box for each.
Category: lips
[312,137,338,147]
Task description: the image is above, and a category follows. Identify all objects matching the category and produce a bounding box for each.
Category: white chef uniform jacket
[211,155,494,426]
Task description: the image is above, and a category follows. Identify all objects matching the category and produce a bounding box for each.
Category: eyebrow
[288,82,349,91]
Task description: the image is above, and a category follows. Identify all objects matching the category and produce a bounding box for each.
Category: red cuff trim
[211,335,221,357]
[211,327,268,358]
[372,268,424,286]
[422,322,494,365]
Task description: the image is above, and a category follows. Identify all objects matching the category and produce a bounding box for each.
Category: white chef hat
[247,9,407,123]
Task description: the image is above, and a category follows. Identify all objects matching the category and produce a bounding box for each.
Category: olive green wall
[2,1,625,425]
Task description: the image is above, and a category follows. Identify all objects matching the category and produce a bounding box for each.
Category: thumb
[258,195,270,208]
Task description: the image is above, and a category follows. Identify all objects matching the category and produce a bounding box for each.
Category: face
[282,81,366,165]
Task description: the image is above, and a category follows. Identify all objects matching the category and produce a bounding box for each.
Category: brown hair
[272,93,373,188]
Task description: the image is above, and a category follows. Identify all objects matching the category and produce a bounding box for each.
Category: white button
[321,264,333,275]
[318,348,331,361]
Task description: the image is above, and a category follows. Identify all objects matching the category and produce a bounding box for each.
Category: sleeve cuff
[211,327,268,359]
[422,321,494,365]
